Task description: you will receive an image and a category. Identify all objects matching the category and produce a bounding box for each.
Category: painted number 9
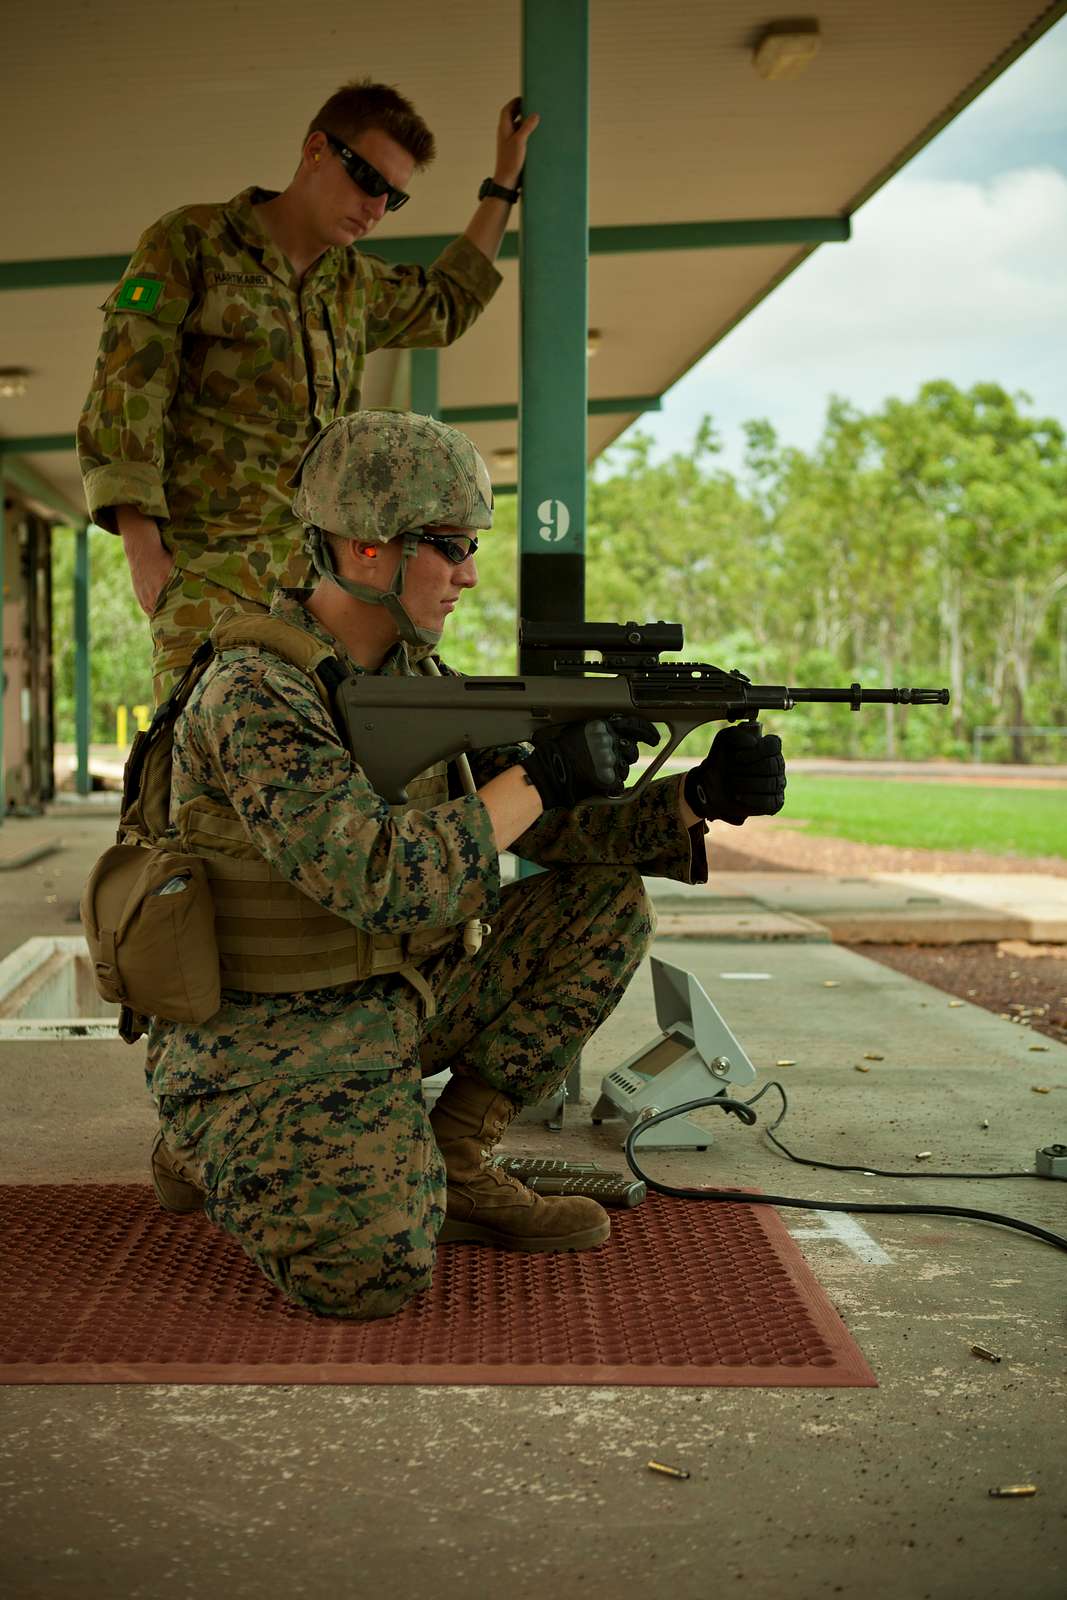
[537,499,571,543]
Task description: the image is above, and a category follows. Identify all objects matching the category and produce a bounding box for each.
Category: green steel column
[518,0,590,666]
[74,523,91,796]
[410,348,440,418]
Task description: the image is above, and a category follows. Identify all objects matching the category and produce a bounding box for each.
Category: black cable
[622,1095,1067,1255]
[750,1081,1035,1180]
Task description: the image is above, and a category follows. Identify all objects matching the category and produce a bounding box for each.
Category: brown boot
[429,1075,610,1252]
[150,1130,205,1214]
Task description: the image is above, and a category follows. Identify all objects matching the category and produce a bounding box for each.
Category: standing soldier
[77,80,536,701]
[141,411,787,1321]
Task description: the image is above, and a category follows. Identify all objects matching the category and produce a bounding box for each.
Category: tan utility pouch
[80,844,221,1023]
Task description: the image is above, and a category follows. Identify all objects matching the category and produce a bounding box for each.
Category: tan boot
[429,1074,610,1252]
[150,1130,205,1214]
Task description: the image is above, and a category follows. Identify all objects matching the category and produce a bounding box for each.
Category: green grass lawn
[779,777,1067,857]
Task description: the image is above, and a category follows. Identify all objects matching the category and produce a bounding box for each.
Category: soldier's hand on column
[494,97,540,190]
[685,722,786,826]
[521,716,660,810]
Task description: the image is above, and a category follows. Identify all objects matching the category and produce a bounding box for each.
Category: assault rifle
[333,620,950,805]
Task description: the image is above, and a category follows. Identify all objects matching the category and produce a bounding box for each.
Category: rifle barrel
[786,685,951,708]
[630,677,951,711]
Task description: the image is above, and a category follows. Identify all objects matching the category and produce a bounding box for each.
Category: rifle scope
[519,619,684,655]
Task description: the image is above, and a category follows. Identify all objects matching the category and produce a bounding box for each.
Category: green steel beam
[409,349,440,417]
[0,217,849,289]
[5,396,662,456]
[442,394,660,425]
[589,217,850,252]
[518,0,590,656]
[588,393,661,416]
[0,453,83,523]
[357,216,850,261]
[442,404,513,425]
[74,525,91,796]
[0,434,76,455]
[0,254,130,290]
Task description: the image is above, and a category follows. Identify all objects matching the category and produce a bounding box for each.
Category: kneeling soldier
[148,410,785,1319]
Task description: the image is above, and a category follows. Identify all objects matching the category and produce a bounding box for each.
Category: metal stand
[591,956,758,1150]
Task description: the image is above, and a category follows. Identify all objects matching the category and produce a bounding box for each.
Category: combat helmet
[290,409,493,647]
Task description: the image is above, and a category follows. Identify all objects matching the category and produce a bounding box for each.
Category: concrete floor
[1,809,1065,1600]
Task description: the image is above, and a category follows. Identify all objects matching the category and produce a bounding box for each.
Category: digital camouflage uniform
[76,188,501,699]
[151,590,708,1319]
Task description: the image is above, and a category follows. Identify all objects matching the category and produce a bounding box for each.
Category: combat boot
[429,1074,610,1252]
[150,1130,205,1214]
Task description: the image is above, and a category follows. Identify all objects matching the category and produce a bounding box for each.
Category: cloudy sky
[623,16,1067,475]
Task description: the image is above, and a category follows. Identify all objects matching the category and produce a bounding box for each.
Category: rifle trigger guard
[587,719,701,807]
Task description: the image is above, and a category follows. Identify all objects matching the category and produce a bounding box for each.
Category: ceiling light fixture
[752,20,821,81]
[0,367,31,399]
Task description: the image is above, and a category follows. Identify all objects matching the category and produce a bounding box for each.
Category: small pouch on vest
[80,845,221,1023]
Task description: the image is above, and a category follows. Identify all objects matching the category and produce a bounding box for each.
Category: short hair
[306,79,436,169]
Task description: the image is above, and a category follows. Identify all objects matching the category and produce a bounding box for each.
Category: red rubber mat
[0,1185,875,1387]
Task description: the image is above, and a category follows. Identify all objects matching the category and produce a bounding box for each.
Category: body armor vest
[128,611,461,1011]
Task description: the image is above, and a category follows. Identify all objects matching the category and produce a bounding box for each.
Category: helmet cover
[290,409,493,539]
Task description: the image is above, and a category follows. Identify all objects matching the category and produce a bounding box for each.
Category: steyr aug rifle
[332,620,951,804]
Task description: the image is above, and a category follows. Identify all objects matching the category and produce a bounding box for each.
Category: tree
[875,382,1067,760]
[53,381,1067,764]
[52,526,153,743]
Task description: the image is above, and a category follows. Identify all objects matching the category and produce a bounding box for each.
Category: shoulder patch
[116,276,164,314]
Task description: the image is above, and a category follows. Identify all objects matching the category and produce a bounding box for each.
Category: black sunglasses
[323,133,410,212]
[417,532,479,565]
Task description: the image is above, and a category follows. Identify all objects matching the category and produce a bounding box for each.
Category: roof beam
[0,434,78,454]
[0,393,662,456]
[589,216,849,253]
[0,216,849,290]
[0,255,130,290]
[444,394,660,425]
[0,453,83,523]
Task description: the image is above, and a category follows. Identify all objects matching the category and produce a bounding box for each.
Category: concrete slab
[646,877,830,941]
[647,871,1067,944]
[0,1037,154,1184]
[876,873,1067,944]
[653,907,831,940]
[0,814,117,964]
[2,815,1066,1598]
[2,930,1066,1598]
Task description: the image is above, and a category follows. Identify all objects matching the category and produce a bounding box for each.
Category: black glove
[521,716,660,809]
[684,721,785,826]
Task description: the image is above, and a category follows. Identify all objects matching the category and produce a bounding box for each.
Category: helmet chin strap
[306,527,443,649]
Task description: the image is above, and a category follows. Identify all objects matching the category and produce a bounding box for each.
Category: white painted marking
[537,498,570,542]
[718,972,772,980]
[789,1211,893,1264]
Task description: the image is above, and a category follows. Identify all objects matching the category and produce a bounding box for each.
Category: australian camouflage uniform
[76,188,501,699]
[150,590,708,1320]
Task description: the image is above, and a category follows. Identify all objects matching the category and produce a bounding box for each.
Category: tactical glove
[521,716,660,810]
[684,721,786,826]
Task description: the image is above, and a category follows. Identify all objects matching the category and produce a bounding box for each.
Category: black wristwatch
[479,177,521,204]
